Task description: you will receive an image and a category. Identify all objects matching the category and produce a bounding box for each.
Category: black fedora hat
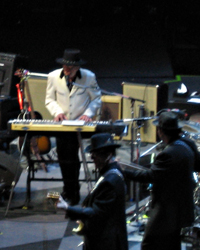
[56,49,86,66]
[152,111,185,130]
[85,133,121,153]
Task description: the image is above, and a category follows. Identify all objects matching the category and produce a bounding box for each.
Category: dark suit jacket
[124,137,200,236]
[67,162,128,250]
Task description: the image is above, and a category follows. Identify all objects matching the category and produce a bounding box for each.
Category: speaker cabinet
[25,75,53,120]
[0,151,22,188]
[122,82,168,143]
[100,95,122,121]
[0,97,20,130]
[0,53,27,98]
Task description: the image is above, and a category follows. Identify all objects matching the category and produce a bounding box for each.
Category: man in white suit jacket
[45,49,101,205]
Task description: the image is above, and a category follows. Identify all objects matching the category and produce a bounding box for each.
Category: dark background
[0,0,200,93]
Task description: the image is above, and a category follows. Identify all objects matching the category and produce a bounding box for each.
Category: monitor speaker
[100,95,122,121]
[0,151,22,189]
[122,82,168,143]
[0,53,28,98]
[0,97,20,130]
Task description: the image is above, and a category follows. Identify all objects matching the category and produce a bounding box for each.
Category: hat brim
[85,144,121,153]
[56,58,86,66]
[152,118,185,129]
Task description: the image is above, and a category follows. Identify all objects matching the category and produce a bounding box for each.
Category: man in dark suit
[123,111,200,250]
[57,133,128,250]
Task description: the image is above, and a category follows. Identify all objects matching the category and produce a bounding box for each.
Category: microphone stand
[132,106,148,227]
[100,89,145,103]
[130,99,135,163]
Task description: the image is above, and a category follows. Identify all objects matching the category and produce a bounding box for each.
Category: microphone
[139,104,145,117]
[137,104,145,126]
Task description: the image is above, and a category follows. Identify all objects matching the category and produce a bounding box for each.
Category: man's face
[157,127,164,141]
[63,65,80,79]
[91,150,110,170]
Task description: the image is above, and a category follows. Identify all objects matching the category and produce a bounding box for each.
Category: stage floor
[0,138,195,250]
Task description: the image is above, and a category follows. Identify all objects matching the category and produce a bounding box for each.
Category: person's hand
[119,163,126,171]
[115,156,121,162]
[56,196,69,210]
[79,115,92,122]
[54,113,68,122]
[72,220,84,234]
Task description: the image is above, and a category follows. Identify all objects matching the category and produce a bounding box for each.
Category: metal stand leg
[77,131,93,192]
[134,127,142,224]
[129,99,136,201]
[22,134,35,208]
[130,99,135,163]
[5,133,28,216]
[25,156,32,206]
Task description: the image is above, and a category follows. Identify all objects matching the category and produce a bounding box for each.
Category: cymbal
[182,121,200,134]
[181,113,200,133]
[189,113,200,123]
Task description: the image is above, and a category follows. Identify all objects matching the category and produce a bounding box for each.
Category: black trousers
[56,132,80,199]
[141,228,181,250]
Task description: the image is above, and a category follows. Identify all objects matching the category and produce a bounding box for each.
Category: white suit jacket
[45,68,101,120]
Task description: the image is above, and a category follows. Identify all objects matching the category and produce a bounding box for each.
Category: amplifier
[0,53,28,98]
[100,95,122,121]
[122,82,168,143]
[24,75,53,120]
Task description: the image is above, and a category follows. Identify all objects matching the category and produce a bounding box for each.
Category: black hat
[86,133,121,153]
[152,111,184,130]
[56,49,86,66]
